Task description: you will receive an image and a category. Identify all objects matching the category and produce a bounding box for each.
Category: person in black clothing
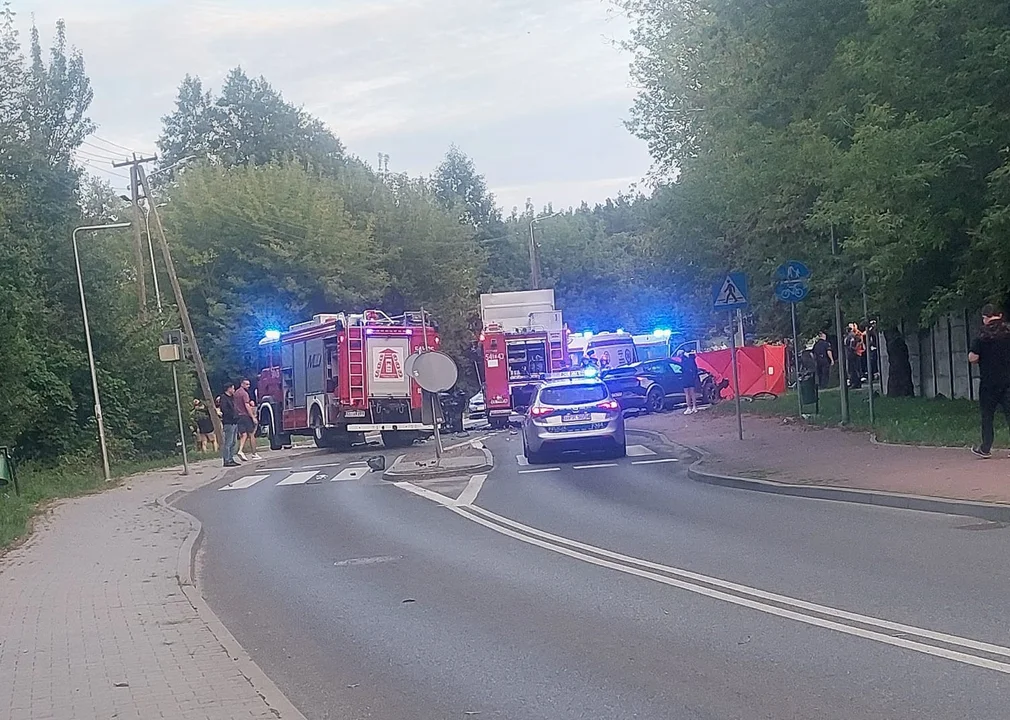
[219,383,241,467]
[812,331,834,389]
[969,304,1010,458]
[680,350,700,414]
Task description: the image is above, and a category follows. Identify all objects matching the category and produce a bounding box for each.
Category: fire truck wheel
[262,410,283,451]
[380,431,418,449]
[489,416,508,430]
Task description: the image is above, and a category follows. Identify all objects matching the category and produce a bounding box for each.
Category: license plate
[562,413,591,423]
[344,410,366,418]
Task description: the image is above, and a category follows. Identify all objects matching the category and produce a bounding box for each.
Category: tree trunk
[884,327,915,397]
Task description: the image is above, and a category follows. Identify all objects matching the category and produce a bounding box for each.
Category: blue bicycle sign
[775,281,809,303]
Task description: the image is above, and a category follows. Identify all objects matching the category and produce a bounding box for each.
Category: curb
[382,445,493,481]
[156,454,309,720]
[626,427,1010,523]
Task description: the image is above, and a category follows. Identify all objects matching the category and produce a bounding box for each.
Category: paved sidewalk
[0,459,304,720]
[631,410,1010,505]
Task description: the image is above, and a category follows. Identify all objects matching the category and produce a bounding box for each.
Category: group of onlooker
[189,379,263,468]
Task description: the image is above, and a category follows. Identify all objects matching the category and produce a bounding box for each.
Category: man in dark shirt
[219,382,241,467]
[812,331,834,389]
[969,304,1010,458]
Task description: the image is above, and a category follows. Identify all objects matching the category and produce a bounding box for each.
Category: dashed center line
[518,467,561,474]
[572,463,619,470]
[632,458,680,465]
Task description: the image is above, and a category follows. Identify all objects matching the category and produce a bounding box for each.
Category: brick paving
[632,410,1010,505]
[0,459,304,720]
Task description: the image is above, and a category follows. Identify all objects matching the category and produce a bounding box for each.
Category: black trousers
[846,352,862,389]
[815,361,831,389]
[980,385,1010,453]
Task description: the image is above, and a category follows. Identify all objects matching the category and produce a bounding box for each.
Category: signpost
[774,261,811,418]
[159,330,189,475]
[408,350,459,461]
[713,272,749,440]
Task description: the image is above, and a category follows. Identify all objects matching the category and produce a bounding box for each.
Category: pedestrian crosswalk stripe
[275,470,319,486]
[220,474,269,491]
[626,445,657,457]
[332,467,369,481]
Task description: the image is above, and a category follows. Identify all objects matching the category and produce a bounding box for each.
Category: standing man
[234,378,262,462]
[220,382,240,468]
[845,323,864,390]
[969,304,1010,458]
[812,331,834,389]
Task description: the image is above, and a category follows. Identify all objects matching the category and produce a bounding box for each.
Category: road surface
[176,429,1010,719]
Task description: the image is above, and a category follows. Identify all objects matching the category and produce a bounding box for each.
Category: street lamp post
[73,222,133,481]
[528,211,562,290]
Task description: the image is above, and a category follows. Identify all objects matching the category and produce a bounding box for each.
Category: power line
[80,140,127,160]
[78,159,130,180]
[89,134,137,153]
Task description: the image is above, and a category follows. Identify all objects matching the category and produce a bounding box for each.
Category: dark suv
[602,358,716,413]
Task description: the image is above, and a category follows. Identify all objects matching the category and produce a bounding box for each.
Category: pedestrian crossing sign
[713,272,749,310]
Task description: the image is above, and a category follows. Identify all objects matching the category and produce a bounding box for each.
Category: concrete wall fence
[879,310,982,400]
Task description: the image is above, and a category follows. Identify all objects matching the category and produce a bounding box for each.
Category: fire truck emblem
[374,348,403,380]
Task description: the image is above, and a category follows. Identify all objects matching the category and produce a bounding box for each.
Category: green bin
[0,447,19,495]
[798,375,819,407]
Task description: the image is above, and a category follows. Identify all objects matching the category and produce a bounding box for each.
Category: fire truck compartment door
[368,337,411,397]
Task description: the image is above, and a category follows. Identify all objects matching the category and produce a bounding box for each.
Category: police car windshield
[539,383,608,406]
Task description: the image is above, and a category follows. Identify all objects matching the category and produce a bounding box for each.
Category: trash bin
[0,446,19,495]
[798,374,819,407]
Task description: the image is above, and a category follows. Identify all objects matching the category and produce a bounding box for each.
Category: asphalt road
[176,428,1010,720]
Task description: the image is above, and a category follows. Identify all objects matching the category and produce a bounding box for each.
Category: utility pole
[528,221,542,290]
[137,165,224,445]
[112,153,157,321]
[831,224,851,424]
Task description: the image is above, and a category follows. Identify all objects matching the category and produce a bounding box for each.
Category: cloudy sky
[16,0,652,212]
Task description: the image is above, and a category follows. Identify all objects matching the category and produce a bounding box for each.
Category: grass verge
[717,387,990,448]
[0,450,217,553]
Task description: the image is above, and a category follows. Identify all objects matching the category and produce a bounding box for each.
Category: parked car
[522,377,625,463]
[602,358,717,413]
[468,391,486,419]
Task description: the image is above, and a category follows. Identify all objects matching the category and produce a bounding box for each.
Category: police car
[521,370,626,463]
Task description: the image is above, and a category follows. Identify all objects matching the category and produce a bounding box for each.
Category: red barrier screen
[696,345,786,399]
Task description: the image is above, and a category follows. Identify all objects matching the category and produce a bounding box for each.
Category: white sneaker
[250,453,263,461]
[684,408,694,415]
[237,451,248,462]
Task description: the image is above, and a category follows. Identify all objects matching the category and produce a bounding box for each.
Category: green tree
[159,68,346,176]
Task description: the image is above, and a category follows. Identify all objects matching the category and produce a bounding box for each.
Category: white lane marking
[348,460,368,466]
[516,454,529,466]
[394,481,455,505]
[393,480,1010,674]
[257,467,292,473]
[455,474,488,507]
[632,458,680,465]
[219,474,269,491]
[443,434,492,453]
[626,444,657,457]
[275,471,320,486]
[573,463,619,470]
[332,467,369,482]
[461,505,1010,671]
[517,467,560,474]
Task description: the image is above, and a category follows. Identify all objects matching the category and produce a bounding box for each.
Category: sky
[15,0,653,212]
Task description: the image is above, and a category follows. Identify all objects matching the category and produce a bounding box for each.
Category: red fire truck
[478,291,569,428]
[256,310,440,449]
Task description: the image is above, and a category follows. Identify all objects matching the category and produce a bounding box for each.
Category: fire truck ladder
[549,336,566,370]
[347,325,366,405]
